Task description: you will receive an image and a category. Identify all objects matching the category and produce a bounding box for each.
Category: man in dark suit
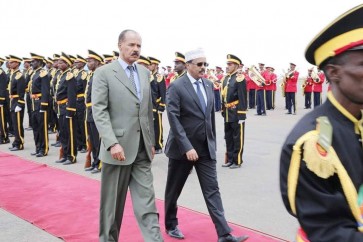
[92,29,163,242]
[164,48,248,242]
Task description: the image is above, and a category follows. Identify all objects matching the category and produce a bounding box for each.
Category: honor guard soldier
[312,67,325,108]
[73,55,88,153]
[170,52,186,85]
[8,55,26,151]
[84,50,103,173]
[265,66,274,110]
[255,63,267,115]
[0,57,10,144]
[270,67,277,109]
[29,53,50,157]
[103,54,114,64]
[4,57,14,138]
[148,56,166,154]
[284,63,299,114]
[49,54,62,141]
[280,4,363,241]
[137,55,151,68]
[68,55,77,69]
[302,68,314,109]
[221,54,247,169]
[55,52,77,165]
[23,57,33,131]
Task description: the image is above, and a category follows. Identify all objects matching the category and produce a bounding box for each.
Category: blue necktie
[194,81,206,113]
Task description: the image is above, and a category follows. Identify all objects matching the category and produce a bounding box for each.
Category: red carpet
[0,152,284,241]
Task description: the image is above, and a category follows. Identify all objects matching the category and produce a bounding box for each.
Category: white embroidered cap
[185,48,206,62]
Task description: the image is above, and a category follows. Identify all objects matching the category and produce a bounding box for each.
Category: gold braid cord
[287,130,363,231]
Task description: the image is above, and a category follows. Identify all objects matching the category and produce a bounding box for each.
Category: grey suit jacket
[165,74,216,160]
[92,60,155,165]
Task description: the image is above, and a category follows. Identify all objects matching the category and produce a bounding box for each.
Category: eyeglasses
[191,62,209,67]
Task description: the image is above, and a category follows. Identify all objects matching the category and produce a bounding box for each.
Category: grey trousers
[99,140,163,242]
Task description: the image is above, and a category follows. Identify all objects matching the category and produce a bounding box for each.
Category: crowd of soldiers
[0,50,328,172]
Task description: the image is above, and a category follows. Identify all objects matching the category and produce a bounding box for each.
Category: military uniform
[221,55,247,168]
[8,62,26,150]
[56,60,77,164]
[280,5,363,241]
[149,57,166,153]
[313,71,325,108]
[0,58,10,144]
[29,53,50,156]
[303,71,314,109]
[284,64,299,114]
[24,66,33,129]
[74,55,88,152]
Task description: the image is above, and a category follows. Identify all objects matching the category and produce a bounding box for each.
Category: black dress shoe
[55,158,67,163]
[155,149,163,154]
[51,142,58,146]
[36,153,47,157]
[54,142,61,147]
[85,166,95,171]
[9,147,23,151]
[285,112,292,115]
[63,159,76,165]
[229,164,241,169]
[166,226,184,239]
[31,151,39,156]
[222,162,233,167]
[218,234,249,242]
[91,168,101,174]
[1,139,10,144]
[80,148,87,153]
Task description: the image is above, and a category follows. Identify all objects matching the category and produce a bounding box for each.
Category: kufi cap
[8,55,23,63]
[87,50,103,63]
[305,4,363,67]
[185,48,205,62]
[103,54,114,62]
[290,63,296,66]
[53,54,60,60]
[60,52,72,66]
[216,66,222,70]
[258,62,265,66]
[148,57,160,65]
[174,52,186,63]
[30,53,44,61]
[113,51,119,58]
[137,55,151,65]
[227,54,242,65]
[75,55,87,64]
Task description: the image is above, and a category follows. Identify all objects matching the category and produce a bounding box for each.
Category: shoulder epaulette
[51,69,56,77]
[156,74,163,82]
[73,69,79,76]
[40,70,48,78]
[236,74,245,82]
[66,72,74,81]
[15,72,23,80]
[81,71,88,80]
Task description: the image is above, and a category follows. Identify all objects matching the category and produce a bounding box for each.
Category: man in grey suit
[164,48,248,242]
[92,29,163,242]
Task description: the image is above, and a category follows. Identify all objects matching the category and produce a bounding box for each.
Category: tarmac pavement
[0,89,326,242]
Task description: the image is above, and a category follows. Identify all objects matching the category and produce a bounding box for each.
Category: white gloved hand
[39,110,45,113]
[157,111,163,114]
[238,120,245,124]
[15,106,22,112]
[0,104,3,107]
[66,116,72,119]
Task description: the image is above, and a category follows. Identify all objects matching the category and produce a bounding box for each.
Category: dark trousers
[59,114,77,162]
[48,99,57,132]
[304,92,312,108]
[224,121,245,165]
[256,89,266,115]
[286,92,296,114]
[214,90,221,111]
[153,111,163,150]
[313,92,322,108]
[0,105,9,142]
[25,93,32,128]
[248,89,256,108]
[76,101,86,150]
[87,121,100,168]
[266,90,273,110]
[272,90,276,109]
[11,110,24,148]
[165,156,231,237]
[99,135,161,242]
[31,110,49,154]
[5,98,13,134]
